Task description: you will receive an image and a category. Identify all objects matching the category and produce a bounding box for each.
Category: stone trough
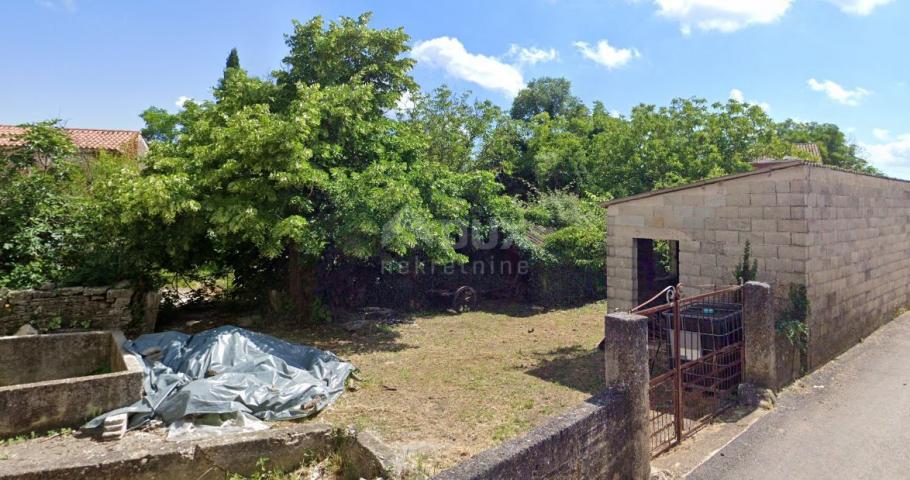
[0,330,143,437]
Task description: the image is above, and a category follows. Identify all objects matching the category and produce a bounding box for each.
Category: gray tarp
[85,326,355,431]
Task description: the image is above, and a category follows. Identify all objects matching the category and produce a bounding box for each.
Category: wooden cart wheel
[452,286,478,313]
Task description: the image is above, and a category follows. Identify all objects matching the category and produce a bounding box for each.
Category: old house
[0,124,148,160]
[605,160,910,369]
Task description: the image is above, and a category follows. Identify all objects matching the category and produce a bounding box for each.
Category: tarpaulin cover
[84,326,355,431]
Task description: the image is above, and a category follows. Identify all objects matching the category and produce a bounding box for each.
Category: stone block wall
[805,166,910,367]
[606,162,910,373]
[607,165,809,311]
[0,286,135,335]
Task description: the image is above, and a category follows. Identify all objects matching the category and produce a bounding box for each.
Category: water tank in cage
[660,302,743,363]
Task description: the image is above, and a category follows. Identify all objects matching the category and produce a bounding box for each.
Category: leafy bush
[0,123,150,289]
[521,191,606,305]
[523,191,605,269]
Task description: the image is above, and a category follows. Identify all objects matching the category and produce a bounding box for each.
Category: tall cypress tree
[216,48,241,93]
[225,48,240,70]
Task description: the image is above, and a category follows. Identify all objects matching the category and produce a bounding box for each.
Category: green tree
[139,107,180,143]
[590,98,777,197]
[274,13,415,113]
[5,119,76,170]
[128,14,515,320]
[510,77,584,121]
[225,47,240,69]
[0,122,140,288]
[402,85,504,172]
[776,120,877,174]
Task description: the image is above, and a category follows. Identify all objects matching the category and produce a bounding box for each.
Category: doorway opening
[635,238,679,306]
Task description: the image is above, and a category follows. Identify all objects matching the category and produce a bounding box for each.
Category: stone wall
[805,165,910,367]
[607,164,809,311]
[0,286,135,335]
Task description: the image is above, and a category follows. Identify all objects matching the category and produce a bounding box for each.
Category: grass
[262,301,607,475]
[0,428,73,449]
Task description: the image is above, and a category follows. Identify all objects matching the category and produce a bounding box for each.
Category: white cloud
[872,128,891,141]
[807,78,871,106]
[175,96,192,108]
[826,0,893,15]
[653,0,793,34]
[37,0,75,11]
[861,134,910,175]
[411,37,525,97]
[394,91,415,113]
[728,88,771,111]
[507,44,559,66]
[573,40,641,69]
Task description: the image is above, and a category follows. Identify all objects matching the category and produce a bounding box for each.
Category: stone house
[605,160,910,369]
[0,124,148,160]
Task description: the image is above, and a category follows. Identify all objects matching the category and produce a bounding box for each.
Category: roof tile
[0,125,147,156]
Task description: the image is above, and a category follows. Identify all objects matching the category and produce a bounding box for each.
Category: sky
[3,0,910,177]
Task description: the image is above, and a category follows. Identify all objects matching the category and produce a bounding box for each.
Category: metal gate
[636,284,744,457]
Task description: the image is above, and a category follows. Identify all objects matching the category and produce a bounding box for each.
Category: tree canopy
[124,13,519,317]
[3,12,878,316]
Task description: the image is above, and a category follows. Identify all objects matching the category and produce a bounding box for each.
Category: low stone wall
[0,331,115,386]
[0,424,399,480]
[0,331,144,436]
[433,390,641,480]
[433,312,650,480]
[0,285,140,335]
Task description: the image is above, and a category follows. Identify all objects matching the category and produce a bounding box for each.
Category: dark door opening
[635,238,679,306]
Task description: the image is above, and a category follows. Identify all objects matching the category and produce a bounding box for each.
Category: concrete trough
[0,331,143,437]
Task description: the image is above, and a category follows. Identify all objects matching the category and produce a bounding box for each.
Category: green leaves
[276,12,416,113]
[4,119,76,170]
[120,14,512,299]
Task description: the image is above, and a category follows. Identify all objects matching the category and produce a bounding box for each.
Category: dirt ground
[263,301,607,475]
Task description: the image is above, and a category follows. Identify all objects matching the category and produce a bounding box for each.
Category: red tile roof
[793,142,821,160]
[0,125,148,157]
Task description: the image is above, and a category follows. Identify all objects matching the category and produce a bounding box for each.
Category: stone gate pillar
[742,281,777,390]
[603,311,650,479]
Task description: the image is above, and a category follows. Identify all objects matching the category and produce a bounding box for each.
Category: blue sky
[3,0,910,177]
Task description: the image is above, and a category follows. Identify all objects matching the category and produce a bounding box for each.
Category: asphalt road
[688,313,910,480]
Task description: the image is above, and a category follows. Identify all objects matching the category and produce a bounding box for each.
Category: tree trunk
[287,241,306,321]
[287,241,316,323]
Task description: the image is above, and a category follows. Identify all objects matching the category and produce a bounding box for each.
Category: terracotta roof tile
[0,125,148,157]
[793,142,821,160]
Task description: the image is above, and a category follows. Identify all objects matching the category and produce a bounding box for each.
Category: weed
[0,428,71,447]
[777,283,809,352]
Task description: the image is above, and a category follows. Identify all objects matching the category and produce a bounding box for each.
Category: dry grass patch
[264,301,606,475]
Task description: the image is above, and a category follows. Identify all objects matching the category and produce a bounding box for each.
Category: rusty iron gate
[636,284,744,457]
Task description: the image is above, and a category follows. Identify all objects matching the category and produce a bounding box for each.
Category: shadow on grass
[470,299,605,318]
[155,307,417,357]
[524,345,605,395]
[268,322,419,357]
[469,300,544,318]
